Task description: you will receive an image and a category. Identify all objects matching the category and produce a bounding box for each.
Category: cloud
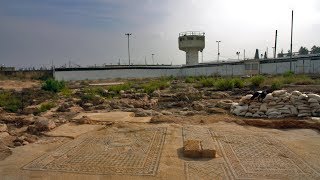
[0,0,319,68]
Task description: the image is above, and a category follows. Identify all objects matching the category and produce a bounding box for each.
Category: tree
[298,46,309,55]
[311,45,320,54]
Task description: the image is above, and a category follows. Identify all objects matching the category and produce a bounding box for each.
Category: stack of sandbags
[230,90,320,118]
[307,94,320,116]
[290,91,311,117]
[230,95,252,116]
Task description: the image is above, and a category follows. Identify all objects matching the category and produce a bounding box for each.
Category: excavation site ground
[0,76,320,179]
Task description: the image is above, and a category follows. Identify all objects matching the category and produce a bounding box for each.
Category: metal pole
[290,10,293,71]
[274,30,278,58]
[244,49,246,60]
[216,41,221,62]
[125,33,132,65]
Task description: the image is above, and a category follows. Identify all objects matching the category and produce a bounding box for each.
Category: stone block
[183,140,216,159]
[184,140,202,158]
[202,148,216,158]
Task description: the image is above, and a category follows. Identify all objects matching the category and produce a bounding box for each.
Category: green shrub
[250,75,265,87]
[283,71,294,77]
[270,80,283,91]
[42,79,65,93]
[60,87,72,97]
[80,93,103,105]
[142,80,170,94]
[107,83,131,94]
[281,76,294,84]
[199,77,215,87]
[280,74,314,85]
[34,102,55,115]
[294,75,314,85]
[0,91,22,112]
[232,78,244,88]
[215,79,234,90]
[185,77,196,83]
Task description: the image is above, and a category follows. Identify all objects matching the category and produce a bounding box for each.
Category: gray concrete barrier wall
[54,68,181,81]
[54,56,320,81]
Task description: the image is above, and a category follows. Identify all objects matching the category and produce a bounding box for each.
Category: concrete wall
[54,56,320,81]
[55,68,181,81]
[260,58,320,75]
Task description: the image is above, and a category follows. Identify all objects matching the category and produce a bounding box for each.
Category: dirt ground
[0,121,319,179]
[0,80,39,91]
[1,79,320,179]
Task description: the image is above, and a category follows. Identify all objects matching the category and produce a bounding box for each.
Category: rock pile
[231,90,320,118]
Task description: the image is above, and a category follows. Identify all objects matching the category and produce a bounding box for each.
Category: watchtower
[178,31,205,65]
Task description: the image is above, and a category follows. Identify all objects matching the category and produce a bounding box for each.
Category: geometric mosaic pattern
[185,161,233,180]
[212,130,320,180]
[183,126,320,180]
[23,127,167,176]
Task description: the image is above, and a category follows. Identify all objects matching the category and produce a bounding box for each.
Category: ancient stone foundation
[231,90,320,118]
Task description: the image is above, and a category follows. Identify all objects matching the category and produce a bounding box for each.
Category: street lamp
[216,41,221,62]
[236,52,240,60]
[125,33,132,65]
[151,54,155,65]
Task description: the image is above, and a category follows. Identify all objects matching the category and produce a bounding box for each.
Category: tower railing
[179,31,205,37]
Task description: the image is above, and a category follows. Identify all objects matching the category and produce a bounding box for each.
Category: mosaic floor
[23,127,167,176]
[21,125,320,179]
[183,126,320,180]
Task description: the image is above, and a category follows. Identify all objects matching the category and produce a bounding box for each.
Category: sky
[0,0,319,68]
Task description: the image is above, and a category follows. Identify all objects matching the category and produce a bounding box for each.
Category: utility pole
[152,54,155,65]
[290,10,293,71]
[216,40,221,62]
[274,30,278,58]
[243,49,246,60]
[125,33,132,66]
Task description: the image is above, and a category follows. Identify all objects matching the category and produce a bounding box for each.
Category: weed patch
[42,79,65,93]
[34,102,55,115]
[199,77,215,87]
[0,91,22,112]
[215,79,234,90]
[250,75,265,87]
[141,79,170,94]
